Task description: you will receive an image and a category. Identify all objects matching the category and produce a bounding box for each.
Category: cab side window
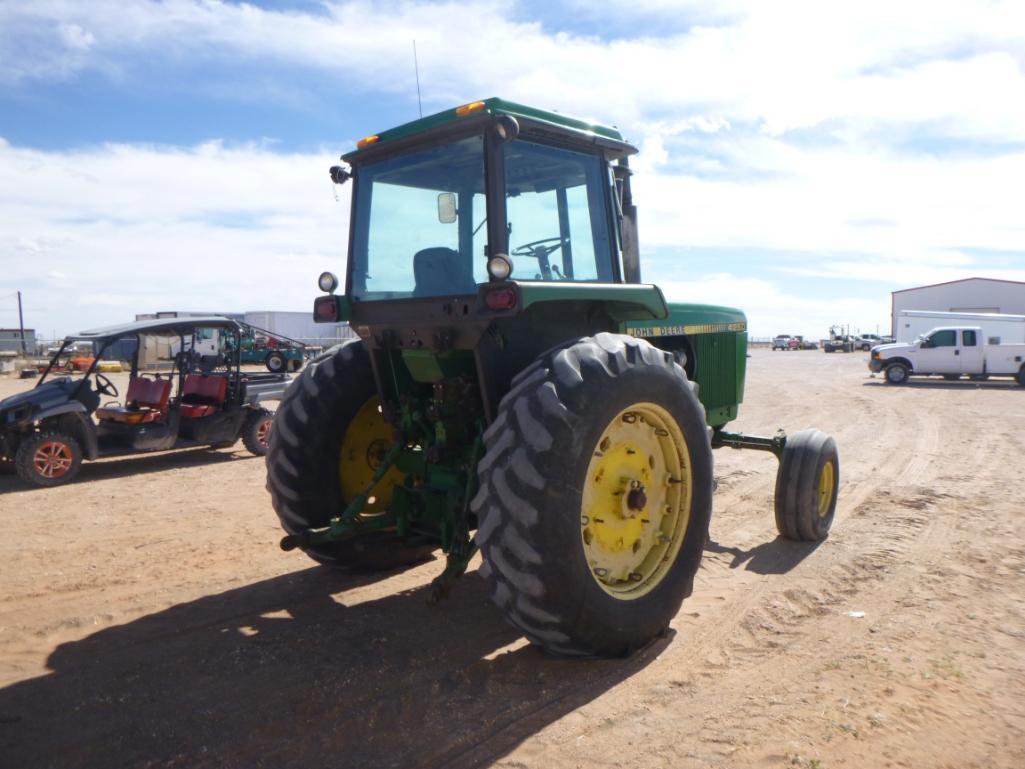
[929,330,957,347]
[962,330,977,347]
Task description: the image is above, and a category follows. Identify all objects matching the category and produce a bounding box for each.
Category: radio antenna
[413,40,423,118]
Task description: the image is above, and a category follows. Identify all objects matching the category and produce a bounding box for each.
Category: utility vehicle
[266,99,839,658]
[871,325,1025,385]
[1,317,287,486]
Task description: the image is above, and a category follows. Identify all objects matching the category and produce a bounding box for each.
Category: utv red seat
[95,376,172,424]
[180,374,228,418]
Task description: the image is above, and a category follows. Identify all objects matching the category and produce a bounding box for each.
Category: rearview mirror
[437,193,457,224]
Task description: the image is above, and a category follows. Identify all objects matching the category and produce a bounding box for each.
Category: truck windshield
[350,135,487,301]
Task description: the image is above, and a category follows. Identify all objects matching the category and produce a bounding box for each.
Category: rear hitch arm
[279,437,405,552]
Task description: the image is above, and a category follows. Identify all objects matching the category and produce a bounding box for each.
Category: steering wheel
[510,237,565,280]
[95,373,119,397]
[511,237,564,259]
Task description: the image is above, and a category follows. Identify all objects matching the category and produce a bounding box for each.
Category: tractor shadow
[705,537,823,575]
[0,566,668,769]
[0,447,255,493]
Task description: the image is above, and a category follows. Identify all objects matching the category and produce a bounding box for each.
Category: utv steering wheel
[95,373,119,398]
[511,237,565,281]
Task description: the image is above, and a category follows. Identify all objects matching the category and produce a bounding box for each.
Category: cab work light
[455,101,486,117]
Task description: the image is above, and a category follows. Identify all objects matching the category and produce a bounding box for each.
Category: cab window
[962,330,977,347]
[929,330,957,347]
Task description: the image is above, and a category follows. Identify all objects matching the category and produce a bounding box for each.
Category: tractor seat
[180,374,228,418]
[412,247,476,297]
[95,376,172,424]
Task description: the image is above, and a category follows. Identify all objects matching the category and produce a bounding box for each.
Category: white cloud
[0,139,351,336]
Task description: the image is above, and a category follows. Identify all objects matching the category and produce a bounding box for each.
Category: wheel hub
[34,441,73,478]
[580,404,692,599]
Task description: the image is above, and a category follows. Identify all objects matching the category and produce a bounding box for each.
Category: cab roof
[343,97,637,162]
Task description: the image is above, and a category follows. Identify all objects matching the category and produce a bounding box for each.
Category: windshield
[503,140,614,282]
[350,135,487,301]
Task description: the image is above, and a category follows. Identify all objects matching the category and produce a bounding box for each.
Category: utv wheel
[15,431,83,487]
[266,341,436,571]
[242,408,274,456]
[265,352,286,373]
[774,429,838,541]
[885,363,909,384]
[472,333,713,658]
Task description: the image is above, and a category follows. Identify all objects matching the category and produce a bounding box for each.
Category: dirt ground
[0,349,1023,769]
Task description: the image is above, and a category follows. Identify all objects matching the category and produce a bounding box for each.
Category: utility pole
[17,290,26,353]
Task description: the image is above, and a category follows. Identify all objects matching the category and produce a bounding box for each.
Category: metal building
[891,277,1025,336]
[0,328,35,353]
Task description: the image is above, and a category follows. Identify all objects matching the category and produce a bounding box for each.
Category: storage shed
[0,328,35,353]
[891,277,1025,336]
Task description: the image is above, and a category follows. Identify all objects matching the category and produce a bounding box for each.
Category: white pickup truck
[869,326,1025,385]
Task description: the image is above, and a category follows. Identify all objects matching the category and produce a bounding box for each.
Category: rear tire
[885,363,909,384]
[242,408,273,456]
[265,352,286,373]
[15,430,83,487]
[473,333,713,658]
[774,429,838,541]
[266,341,435,571]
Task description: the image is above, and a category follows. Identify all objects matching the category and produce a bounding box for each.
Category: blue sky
[1,0,1024,339]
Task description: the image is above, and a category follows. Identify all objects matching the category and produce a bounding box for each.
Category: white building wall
[891,278,1025,336]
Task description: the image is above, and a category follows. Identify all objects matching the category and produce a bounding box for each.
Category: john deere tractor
[266,98,839,658]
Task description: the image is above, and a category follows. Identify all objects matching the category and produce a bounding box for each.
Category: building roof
[0,328,35,332]
[893,276,1025,295]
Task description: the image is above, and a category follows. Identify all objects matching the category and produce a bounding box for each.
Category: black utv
[0,317,290,487]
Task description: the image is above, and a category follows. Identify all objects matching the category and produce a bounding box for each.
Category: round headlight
[318,271,339,294]
[487,255,513,281]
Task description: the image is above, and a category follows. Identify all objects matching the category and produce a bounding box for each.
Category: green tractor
[266,98,839,658]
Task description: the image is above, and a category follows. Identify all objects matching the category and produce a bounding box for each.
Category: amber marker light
[455,101,486,117]
[356,135,380,149]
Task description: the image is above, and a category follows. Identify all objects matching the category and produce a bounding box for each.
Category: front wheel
[15,430,83,487]
[885,363,909,384]
[774,429,839,541]
[241,408,273,456]
[473,333,713,658]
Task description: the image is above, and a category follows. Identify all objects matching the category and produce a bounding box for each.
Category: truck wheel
[266,341,435,571]
[774,429,839,541]
[242,408,274,456]
[265,352,286,373]
[885,362,909,384]
[472,333,713,658]
[15,431,83,487]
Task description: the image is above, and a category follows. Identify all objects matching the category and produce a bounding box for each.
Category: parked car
[870,325,1025,385]
[0,317,291,486]
[855,333,893,351]
[772,335,794,350]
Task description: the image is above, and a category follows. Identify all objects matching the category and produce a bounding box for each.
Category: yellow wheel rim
[817,460,836,517]
[338,396,402,514]
[581,403,692,600]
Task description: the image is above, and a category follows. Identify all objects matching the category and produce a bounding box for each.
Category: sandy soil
[0,350,1023,769]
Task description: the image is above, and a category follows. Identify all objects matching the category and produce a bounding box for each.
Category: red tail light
[313,295,338,322]
[484,286,517,311]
